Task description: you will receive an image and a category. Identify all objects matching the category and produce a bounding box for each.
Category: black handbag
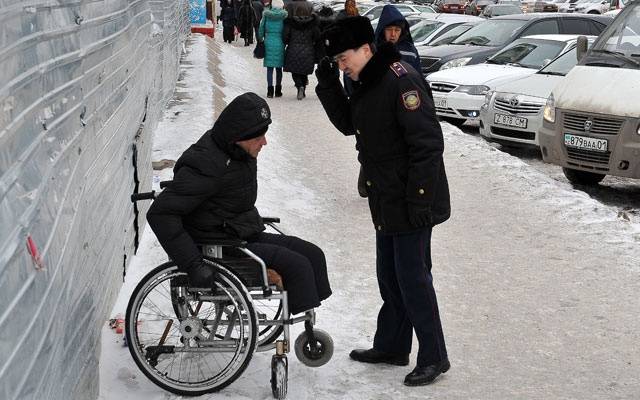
[253,40,265,59]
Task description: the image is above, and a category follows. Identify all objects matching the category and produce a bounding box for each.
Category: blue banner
[190,0,207,24]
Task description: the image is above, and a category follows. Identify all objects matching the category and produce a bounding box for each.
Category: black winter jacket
[283,15,320,75]
[147,93,271,270]
[316,43,450,233]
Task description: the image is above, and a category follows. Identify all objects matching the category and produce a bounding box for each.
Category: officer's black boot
[349,348,409,366]
[296,86,304,100]
[404,359,450,386]
[267,85,274,98]
[275,84,282,97]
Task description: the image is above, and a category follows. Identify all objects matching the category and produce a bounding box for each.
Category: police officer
[314,16,451,386]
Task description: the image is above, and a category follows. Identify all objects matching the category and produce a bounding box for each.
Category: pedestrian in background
[258,0,288,98]
[336,0,359,19]
[374,5,421,75]
[238,0,257,46]
[283,1,320,100]
[315,16,451,387]
[252,0,265,42]
[314,5,336,61]
[220,0,237,43]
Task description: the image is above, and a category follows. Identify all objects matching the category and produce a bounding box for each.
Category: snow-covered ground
[99,32,640,400]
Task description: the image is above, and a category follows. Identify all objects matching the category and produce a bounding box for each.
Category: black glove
[187,260,218,289]
[408,204,432,228]
[315,56,339,86]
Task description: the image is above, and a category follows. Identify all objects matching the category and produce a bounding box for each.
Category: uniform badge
[402,90,420,111]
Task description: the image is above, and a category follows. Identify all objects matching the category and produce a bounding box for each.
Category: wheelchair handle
[131,191,156,202]
[159,180,173,189]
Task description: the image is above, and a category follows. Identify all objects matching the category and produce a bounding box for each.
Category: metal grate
[566,147,611,165]
[491,126,535,141]
[436,107,457,116]
[494,97,543,115]
[430,82,457,93]
[563,112,624,135]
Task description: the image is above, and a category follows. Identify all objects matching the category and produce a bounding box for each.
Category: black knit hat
[322,16,375,57]
[211,92,272,143]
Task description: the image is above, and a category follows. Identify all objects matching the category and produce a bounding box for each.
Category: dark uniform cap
[322,16,375,58]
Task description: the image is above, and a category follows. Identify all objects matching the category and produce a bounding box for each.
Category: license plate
[564,134,608,152]
[434,97,447,109]
[494,113,528,129]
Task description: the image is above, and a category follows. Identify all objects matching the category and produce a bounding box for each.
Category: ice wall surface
[0,0,190,398]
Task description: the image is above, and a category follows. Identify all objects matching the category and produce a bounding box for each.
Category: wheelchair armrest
[262,216,280,223]
[196,239,247,247]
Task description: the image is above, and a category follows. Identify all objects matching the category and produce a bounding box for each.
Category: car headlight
[484,90,494,105]
[454,85,491,96]
[440,57,472,71]
[543,93,555,123]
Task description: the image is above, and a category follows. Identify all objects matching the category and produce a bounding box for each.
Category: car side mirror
[576,36,589,62]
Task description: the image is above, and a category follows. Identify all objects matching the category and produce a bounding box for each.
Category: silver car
[479,38,594,147]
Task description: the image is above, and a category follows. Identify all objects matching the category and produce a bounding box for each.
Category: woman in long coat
[283,13,319,100]
[220,0,237,43]
[258,0,287,98]
[237,0,256,46]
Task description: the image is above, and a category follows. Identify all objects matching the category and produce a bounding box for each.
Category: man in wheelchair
[147,92,332,316]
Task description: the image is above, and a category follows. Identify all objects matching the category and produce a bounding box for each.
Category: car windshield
[428,23,474,45]
[487,39,566,68]
[411,20,446,42]
[490,5,523,15]
[591,5,640,60]
[415,5,437,12]
[452,19,527,46]
[537,47,579,75]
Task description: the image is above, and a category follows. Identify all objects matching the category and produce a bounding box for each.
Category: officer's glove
[408,204,432,228]
[315,56,339,87]
[187,259,218,290]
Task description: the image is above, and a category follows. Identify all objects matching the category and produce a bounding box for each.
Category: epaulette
[390,62,408,78]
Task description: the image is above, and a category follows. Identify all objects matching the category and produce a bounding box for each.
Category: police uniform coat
[315,42,450,233]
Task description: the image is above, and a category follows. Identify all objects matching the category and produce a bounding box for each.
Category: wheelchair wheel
[254,297,284,347]
[270,354,288,399]
[294,329,334,367]
[125,261,258,396]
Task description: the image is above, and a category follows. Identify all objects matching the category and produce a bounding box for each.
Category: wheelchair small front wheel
[270,354,288,399]
[294,329,333,367]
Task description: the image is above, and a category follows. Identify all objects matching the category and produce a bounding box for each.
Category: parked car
[557,0,581,12]
[362,3,436,20]
[482,3,524,16]
[570,0,612,14]
[417,13,611,74]
[479,37,594,147]
[426,20,484,45]
[539,1,640,185]
[410,14,483,46]
[426,34,596,126]
[435,0,468,13]
[370,12,430,31]
[465,0,497,15]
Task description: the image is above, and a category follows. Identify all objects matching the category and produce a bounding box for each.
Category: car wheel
[562,168,605,185]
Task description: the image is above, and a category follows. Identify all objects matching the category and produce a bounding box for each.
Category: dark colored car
[426,21,483,46]
[465,0,497,15]
[418,13,612,74]
[533,0,561,12]
[481,3,523,16]
[436,0,468,13]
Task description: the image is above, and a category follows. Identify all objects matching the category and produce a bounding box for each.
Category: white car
[426,34,587,126]
[362,3,437,21]
[562,0,611,14]
[479,37,595,147]
[409,14,483,47]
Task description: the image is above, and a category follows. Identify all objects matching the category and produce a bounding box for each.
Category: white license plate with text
[494,113,528,129]
[434,97,447,109]
[564,134,608,152]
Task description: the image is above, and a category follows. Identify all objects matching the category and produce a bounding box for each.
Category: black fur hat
[322,16,375,57]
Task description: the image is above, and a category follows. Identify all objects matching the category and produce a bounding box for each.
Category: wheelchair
[127,187,334,398]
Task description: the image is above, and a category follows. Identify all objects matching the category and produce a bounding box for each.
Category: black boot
[349,348,409,366]
[296,87,304,100]
[267,86,274,98]
[302,86,306,98]
[275,85,282,97]
[404,359,451,386]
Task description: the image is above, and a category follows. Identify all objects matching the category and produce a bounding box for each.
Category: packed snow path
[99,33,640,400]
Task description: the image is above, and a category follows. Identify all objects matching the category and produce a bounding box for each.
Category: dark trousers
[223,26,235,43]
[292,73,308,88]
[246,232,332,315]
[373,228,448,366]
